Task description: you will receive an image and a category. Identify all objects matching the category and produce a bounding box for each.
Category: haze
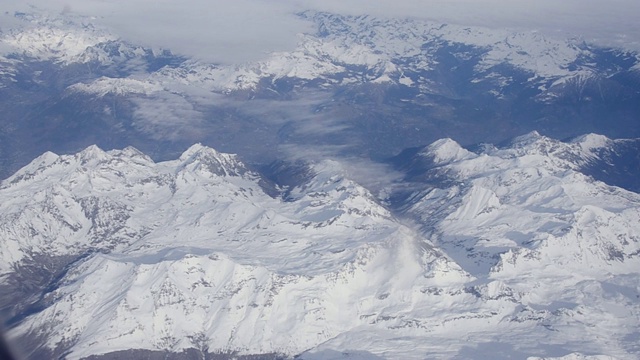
[2,0,639,63]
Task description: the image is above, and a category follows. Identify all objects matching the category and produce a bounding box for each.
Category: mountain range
[1,10,639,178]
[1,7,639,360]
[1,132,639,359]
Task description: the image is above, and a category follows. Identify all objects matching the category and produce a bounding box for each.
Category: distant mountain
[391,132,640,193]
[2,133,639,359]
[2,7,639,360]
[1,10,640,180]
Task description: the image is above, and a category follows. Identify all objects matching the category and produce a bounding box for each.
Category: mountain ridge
[3,10,639,94]
[1,7,640,359]
[1,134,639,359]
[2,9,640,182]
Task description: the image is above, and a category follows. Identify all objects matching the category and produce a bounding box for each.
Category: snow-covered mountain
[1,7,640,359]
[2,133,639,359]
[0,143,461,359]
[4,10,637,94]
[1,8,640,181]
[394,132,640,276]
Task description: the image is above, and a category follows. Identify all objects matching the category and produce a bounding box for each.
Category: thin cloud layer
[298,0,640,49]
[2,0,639,64]
[1,0,311,64]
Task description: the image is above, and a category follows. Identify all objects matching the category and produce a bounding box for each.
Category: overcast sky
[2,0,639,63]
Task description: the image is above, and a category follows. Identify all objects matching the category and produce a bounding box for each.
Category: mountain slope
[1,136,639,359]
[1,144,466,359]
[1,9,640,182]
[394,132,640,275]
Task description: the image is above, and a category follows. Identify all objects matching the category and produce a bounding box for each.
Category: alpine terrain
[1,9,639,178]
[1,132,639,359]
[0,5,639,360]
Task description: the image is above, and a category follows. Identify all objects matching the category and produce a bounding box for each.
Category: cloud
[99,1,313,64]
[132,92,206,141]
[1,0,312,64]
[2,0,640,64]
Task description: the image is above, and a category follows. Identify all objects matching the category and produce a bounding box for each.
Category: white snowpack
[1,134,639,359]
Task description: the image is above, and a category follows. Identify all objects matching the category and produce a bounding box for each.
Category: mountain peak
[510,130,544,146]
[2,151,60,187]
[112,145,148,158]
[75,144,110,164]
[421,138,475,165]
[78,144,106,154]
[570,133,612,151]
[178,143,210,160]
[178,144,248,177]
[2,135,640,359]
[503,131,569,160]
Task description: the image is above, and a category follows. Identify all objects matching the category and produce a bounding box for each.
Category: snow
[398,75,414,86]
[1,8,640,360]
[395,135,640,357]
[1,134,639,359]
[421,138,476,164]
[571,133,612,153]
[0,13,116,65]
[67,77,164,97]
[3,9,624,96]
[371,74,393,84]
[0,144,456,357]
